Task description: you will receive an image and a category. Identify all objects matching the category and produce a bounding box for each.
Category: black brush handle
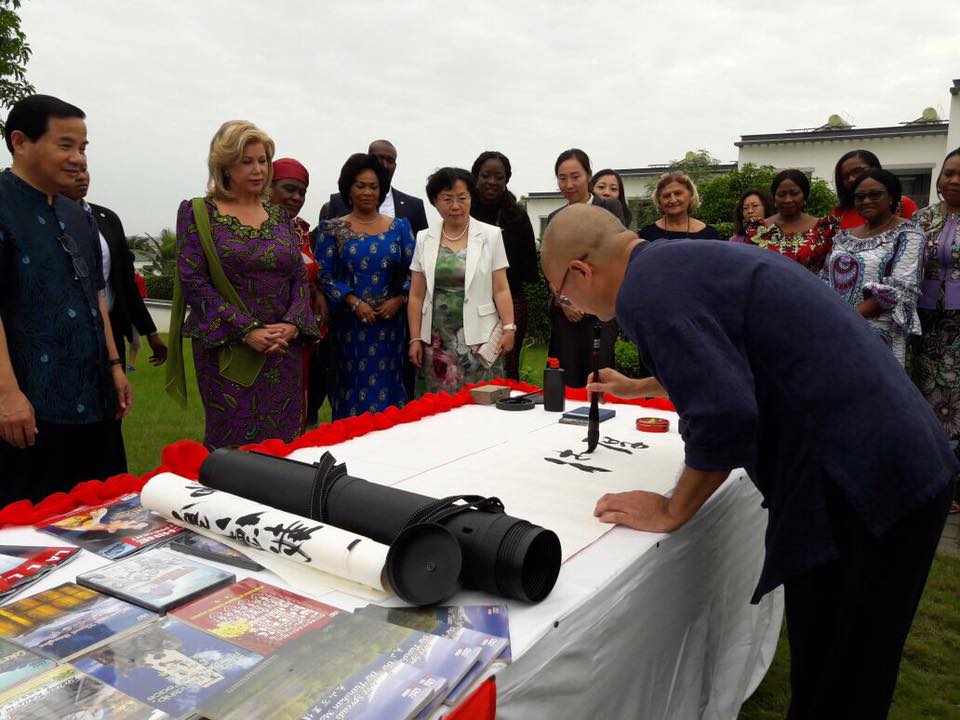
[587,322,601,452]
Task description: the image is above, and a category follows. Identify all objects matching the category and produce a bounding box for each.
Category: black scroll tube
[199,449,563,603]
[587,321,601,453]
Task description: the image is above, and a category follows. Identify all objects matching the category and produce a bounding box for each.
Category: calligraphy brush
[587,322,601,453]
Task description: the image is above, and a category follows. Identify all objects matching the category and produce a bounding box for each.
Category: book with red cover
[170,578,343,655]
[0,544,79,603]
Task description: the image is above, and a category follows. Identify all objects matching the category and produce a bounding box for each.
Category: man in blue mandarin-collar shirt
[541,203,955,720]
[0,95,132,505]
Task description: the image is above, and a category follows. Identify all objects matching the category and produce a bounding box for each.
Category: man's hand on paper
[593,490,681,533]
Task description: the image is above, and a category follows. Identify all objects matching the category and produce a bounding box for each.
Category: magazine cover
[356,606,508,704]
[0,665,167,720]
[0,582,155,661]
[77,548,235,613]
[358,604,512,661]
[301,655,440,720]
[0,638,53,692]
[39,494,184,561]
[0,546,79,603]
[170,578,341,655]
[201,614,447,720]
[330,613,480,697]
[167,534,263,571]
[72,616,261,718]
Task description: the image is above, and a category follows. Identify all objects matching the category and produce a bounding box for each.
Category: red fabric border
[0,378,673,529]
[0,378,539,528]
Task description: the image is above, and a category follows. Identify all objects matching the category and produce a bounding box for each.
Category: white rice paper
[140,473,391,601]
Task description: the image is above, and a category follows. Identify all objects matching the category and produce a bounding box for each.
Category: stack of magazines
[0,541,512,719]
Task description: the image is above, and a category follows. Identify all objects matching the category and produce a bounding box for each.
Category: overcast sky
[15,0,959,235]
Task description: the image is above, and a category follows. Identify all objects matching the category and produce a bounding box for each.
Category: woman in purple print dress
[913,148,960,509]
[175,121,317,448]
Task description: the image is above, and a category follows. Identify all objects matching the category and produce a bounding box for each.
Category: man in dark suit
[326,139,429,234]
[63,165,167,368]
[326,139,428,398]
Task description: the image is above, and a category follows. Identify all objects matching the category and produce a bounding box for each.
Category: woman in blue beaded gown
[316,154,416,419]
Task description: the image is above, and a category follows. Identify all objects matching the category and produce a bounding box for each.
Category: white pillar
[934,79,960,200]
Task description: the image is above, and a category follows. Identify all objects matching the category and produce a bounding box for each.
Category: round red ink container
[636,417,670,433]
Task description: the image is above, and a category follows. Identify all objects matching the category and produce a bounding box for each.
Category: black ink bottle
[543,357,565,412]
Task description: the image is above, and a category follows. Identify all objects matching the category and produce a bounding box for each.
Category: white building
[524,163,735,239]
[737,79,959,208]
[523,79,959,239]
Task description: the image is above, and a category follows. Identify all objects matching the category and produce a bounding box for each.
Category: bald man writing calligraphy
[541,204,955,720]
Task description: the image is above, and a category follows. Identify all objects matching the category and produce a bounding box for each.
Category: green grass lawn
[122,338,549,474]
[740,552,960,719]
[122,339,960,718]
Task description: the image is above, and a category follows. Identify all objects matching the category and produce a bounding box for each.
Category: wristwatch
[502,323,517,332]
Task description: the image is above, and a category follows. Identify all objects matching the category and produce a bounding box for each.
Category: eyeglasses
[436,194,470,206]
[553,253,588,306]
[852,189,888,203]
[58,232,89,280]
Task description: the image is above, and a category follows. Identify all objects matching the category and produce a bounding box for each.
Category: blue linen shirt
[0,169,113,424]
[616,239,957,601]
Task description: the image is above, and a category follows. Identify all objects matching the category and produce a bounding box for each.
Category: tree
[697,163,837,227]
[0,0,34,133]
[668,149,723,188]
[127,229,177,276]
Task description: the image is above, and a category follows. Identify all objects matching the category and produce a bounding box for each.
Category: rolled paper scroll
[140,473,393,594]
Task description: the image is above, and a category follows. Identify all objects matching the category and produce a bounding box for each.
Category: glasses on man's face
[553,254,588,306]
[852,189,888,203]
[58,232,89,280]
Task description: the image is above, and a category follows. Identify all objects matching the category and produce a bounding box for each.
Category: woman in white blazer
[407,167,515,394]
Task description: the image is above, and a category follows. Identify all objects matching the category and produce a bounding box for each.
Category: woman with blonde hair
[638,171,721,240]
[167,120,317,448]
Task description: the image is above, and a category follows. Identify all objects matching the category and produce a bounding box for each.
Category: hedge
[144,274,174,301]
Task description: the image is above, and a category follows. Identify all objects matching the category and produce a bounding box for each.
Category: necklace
[864,215,897,238]
[663,216,690,235]
[442,221,468,242]
[350,213,378,225]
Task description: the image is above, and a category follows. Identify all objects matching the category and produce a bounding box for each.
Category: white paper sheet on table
[391,412,683,562]
[140,473,392,602]
[294,406,684,565]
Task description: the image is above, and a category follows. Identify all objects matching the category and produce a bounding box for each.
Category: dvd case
[77,548,235,613]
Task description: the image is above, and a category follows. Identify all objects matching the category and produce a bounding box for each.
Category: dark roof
[736,123,948,147]
[613,163,737,177]
[525,162,739,198]
[527,191,563,199]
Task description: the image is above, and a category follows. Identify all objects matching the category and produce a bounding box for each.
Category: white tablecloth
[0,398,782,720]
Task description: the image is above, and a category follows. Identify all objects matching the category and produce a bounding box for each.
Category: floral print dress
[419,246,504,394]
[175,199,316,449]
[912,203,960,454]
[819,223,924,365]
[744,215,840,272]
[316,217,415,419]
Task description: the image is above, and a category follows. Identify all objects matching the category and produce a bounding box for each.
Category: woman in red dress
[271,158,327,423]
[831,149,918,229]
[744,169,839,272]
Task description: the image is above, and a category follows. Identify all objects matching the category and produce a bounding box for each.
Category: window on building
[892,171,931,208]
